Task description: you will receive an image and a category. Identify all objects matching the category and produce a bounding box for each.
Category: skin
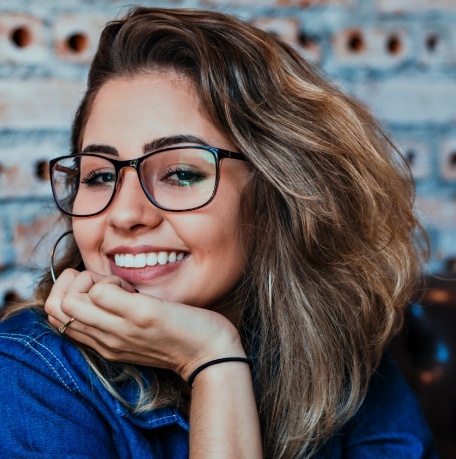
[75,73,251,314]
[45,73,262,458]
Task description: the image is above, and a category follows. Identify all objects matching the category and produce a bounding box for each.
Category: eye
[162,167,206,187]
[81,169,116,188]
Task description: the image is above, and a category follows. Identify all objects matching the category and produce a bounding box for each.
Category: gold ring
[58,317,75,334]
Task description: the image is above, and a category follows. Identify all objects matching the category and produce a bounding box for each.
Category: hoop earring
[50,230,73,283]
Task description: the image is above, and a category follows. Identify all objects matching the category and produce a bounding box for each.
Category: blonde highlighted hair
[5,7,426,458]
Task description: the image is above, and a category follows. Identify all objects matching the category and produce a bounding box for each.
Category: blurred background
[0,0,455,456]
[1,0,456,303]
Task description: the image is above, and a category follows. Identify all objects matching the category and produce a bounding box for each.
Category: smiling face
[72,72,251,314]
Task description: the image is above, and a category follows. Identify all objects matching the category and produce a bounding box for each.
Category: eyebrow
[81,135,210,156]
[143,135,209,152]
[81,144,119,156]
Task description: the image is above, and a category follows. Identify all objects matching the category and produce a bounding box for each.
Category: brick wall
[1,0,456,306]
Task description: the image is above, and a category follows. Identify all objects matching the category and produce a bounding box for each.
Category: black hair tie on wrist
[187,357,252,388]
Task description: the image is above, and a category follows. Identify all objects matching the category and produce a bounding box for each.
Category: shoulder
[356,355,430,432]
[331,355,439,458]
[0,308,90,396]
[0,309,122,456]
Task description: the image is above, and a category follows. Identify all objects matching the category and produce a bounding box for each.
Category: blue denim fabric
[0,309,189,459]
[317,355,440,459]
[0,309,439,458]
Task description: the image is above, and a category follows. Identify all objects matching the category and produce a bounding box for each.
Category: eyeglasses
[49,145,246,217]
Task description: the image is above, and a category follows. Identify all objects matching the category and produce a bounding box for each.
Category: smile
[114,251,185,268]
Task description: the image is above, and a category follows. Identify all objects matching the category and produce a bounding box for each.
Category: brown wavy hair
[5,7,426,458]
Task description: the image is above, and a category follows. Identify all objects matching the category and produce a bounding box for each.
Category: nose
[107,167,163,232]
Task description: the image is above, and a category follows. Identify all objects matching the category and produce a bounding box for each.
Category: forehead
[82,73,233,154]
[89,72,199,122]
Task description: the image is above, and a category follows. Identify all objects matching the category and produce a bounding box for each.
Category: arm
[45,269,263,459]
[189,361,262,458]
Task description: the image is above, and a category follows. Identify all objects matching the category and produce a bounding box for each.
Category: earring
[50,230,73,283]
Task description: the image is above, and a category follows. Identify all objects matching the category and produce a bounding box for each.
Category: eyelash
[81,170,115,187]
[162,166,205,186]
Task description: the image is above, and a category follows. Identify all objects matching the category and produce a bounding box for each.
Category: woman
[0,7,437,458]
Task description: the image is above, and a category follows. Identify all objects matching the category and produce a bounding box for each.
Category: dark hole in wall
[35,160,50,181]
[426,34,439,52]
[298,31,317,49]
[299,0,312,7]
[347,31,364,53]
[387,34,402,55]
[66,33,88,53]
[449,152,456,167]
[10,26,32,48]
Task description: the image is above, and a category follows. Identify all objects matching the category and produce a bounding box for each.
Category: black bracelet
[187,357,252,388]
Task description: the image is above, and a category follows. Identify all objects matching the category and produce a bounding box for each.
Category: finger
[60,274,135,323]
[47,270,105,331]
[60,325,168,366]
[58,270,101,319]
[65,270,105,295]
[55,271,105,327]
[58,313,164,365]
[88,280,154,320]
[58,284,161,351]
[48,314,72,332]
[56,285,137,336]
[91,275,136,294]
[45,268,80,320]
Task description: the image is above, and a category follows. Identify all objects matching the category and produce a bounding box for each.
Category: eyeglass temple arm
[53,164,79,176]
[220,149,247,161]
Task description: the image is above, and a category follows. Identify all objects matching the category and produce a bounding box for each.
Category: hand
[45,269,246,380]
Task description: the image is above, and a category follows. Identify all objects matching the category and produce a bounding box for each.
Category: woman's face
[72,73,251,314]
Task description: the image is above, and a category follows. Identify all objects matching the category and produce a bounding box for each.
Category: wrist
[187,357,252,388]
[189,357,253,389]
[178,319,246,381]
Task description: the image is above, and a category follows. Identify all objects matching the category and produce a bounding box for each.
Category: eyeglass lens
[51,148,218,215]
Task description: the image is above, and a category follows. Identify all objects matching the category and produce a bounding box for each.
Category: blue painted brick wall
[1,0,456,305]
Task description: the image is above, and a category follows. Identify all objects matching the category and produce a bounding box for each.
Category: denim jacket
[0,309,438,458]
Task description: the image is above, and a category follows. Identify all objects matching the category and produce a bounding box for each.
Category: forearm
[189,361,263,459]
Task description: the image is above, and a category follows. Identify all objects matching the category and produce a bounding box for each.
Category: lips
[107,247,188,285]
[114,251,185,268]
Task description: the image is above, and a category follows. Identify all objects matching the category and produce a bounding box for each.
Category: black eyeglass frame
[49,145,247,217]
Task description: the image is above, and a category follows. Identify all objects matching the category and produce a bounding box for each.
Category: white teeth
[157,251,168,265]
[134,253,147,268]
[124,254,135,268]
[114,251,185,268]
[146,253,158,266]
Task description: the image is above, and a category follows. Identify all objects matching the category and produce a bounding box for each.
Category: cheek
[72,218,104,268]
[199,206,246,272]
